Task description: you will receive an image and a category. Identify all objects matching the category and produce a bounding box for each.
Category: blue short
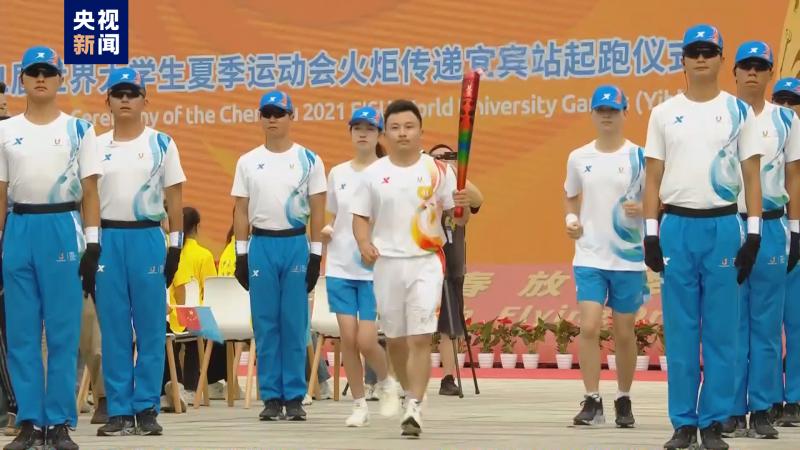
[326,277,377,321]
[573,266,646,314]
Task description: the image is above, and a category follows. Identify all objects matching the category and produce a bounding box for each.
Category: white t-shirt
[736,103,800,212]
[0,113,102,204]
[325,161,374,280]
[350,154,456,258]
[97,127,186,221]
[645,92,762,209]
[564,140,646,271]
[231,143,326,230]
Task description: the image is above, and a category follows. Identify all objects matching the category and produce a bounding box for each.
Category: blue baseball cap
[735,41,773,66]
[591,85,627,111]
[773,77,800,96]
[682,24,723,50]
[348,106,384,131]
[259,90,293,113]
[21,46,64,75]
[107,68,146,93]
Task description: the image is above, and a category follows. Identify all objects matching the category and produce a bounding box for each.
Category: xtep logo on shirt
[257,163,265,170]
[104,153,112,161]
[339,183,346,190]
[13,137,23,145]
[382,176,390,184]
[584,165,592,173]
[663,257,670,266]
[98,265,106,272]
[674,116,684,124]
[252,269,260,277]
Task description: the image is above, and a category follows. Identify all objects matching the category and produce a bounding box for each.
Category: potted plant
[634,320,658,371]
[599,324,616,371]
[545,315,580,369]
[655,322,667,371]
[430,332,441,368]
[467,318,497,368]
[495,317,518,369]
[517,318,548,369]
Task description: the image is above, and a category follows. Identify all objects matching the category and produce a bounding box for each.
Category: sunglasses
[260,108,288,119]
[736,59,772,72]
[683,46,722,60]
[773,93,800,106]
[109,89,143,99]
[23,65,60,78]
[432,152,457,161]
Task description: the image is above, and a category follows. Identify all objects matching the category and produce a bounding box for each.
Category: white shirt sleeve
[230,157,249,198]
[438,163,457,211]
[564,153,582,198]
[325,168,338,214]
[0,124,7,183]
[78,122,103,179]
[736,105,764,161]
[349,176,372,218]
[644,108,666,161]
[163,138,186,187]
[308,156,327,195]
[785,111,800,164]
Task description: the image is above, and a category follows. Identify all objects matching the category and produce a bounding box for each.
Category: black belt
[740,208,784,221]
[101,219,161,229]
[12,202,79,215]
[252,226,306,237]
[663,204,737,218]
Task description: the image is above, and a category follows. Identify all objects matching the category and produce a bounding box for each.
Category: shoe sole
[96,428,135,437]
[573,414,606,426]
[286,415,307,421]
[345,420,369,428]
[751,430,778,439]
[137,428,164,436]
[259,415,283,421]
[616,420,635,428]
[401,417,421,438]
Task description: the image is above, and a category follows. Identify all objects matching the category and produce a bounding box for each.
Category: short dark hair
[384,99,422,128]
[0,81,6,94]
[183,206,201,235]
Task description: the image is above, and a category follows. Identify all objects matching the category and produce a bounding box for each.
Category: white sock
[617,391,630,399]
[353,397,367,407]
[586,392,601,400]
[405,390,416,401]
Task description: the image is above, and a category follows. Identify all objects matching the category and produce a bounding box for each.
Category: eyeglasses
[109,89,143,99]
[773,93,800,106]
[736,59,772,72]
[683,46,722,60]
[260,108,288,119]
[432,152,457,161]
[23,65,60,78]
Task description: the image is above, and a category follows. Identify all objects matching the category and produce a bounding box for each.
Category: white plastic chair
[193,276,256,408]
[307,276,343,401]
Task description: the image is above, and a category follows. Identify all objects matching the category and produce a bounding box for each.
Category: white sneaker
[183,389,197,407]
[208,381,225,400]
[345,401,370,427]
[302,394,313,406]
[376,377,402,417]
[164,381,188,410]
[401,399,422,437]
[318,380,333,400]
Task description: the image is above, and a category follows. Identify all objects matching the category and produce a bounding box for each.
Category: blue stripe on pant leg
[279,235,309,402]
[732,279,751,416]
[34,212,84,427]
[785,267,800,403]
[746,220,786,412]
[95,228,135,417]
[697,214,741,429]
[660,214,702,429]
[129,228,167,413]
[249,236,282,401]
[3,213,45,427]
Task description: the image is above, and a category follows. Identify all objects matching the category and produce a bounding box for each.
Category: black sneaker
[96,415,135,436]
[721,415,747,438]
[663,426,698,449]
[438,375,460,396]
[699,422,729,450]
[3,421,44,450]
[777,402,800,426]
[573,395,604,426]
[769,402,783,424]
[90,397,108,425]
[749,410,778,439]
[284,398,307,421]
[135,408,163,436]
[46,424,79,450]
[614,396,635,428]
[259,399,284,421]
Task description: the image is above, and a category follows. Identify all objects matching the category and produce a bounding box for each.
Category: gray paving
[27,379,800,449]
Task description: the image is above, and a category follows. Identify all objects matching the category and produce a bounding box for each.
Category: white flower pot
[659,355,668,372]
[607,354,617,371]
[457,353,466,368]
[477,353,494,368]
[556,353,573,370]
[522,353,540,369]
[636,355,650,371]
[327,351,335,367]
[500,353,517,369]
[430,352,441,368]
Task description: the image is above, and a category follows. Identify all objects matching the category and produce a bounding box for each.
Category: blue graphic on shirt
[612,146,645,262]
[49,118,90,203]
[284,147,316,228]
[133,132,169,221]
[762,107,791,210]
[709,97,748,202]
